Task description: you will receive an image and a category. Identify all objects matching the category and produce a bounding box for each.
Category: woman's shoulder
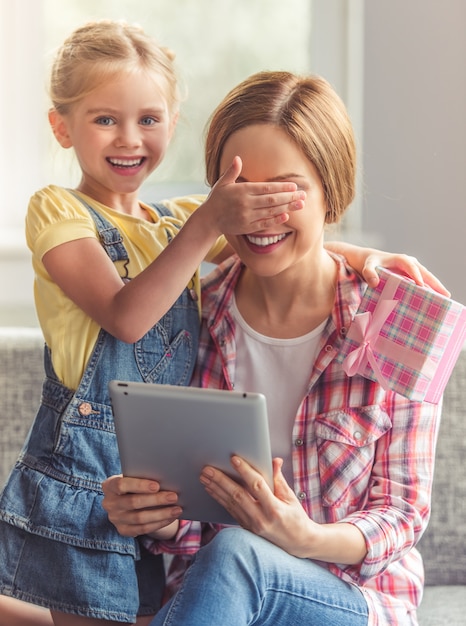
[200,256,242,320]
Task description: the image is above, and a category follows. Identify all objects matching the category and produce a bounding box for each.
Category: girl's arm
[0,596,53,626]
[43,158,304,343]
[325,241,450,295]
[213,240,450,293]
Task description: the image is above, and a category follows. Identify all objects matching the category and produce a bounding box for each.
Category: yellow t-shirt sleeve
[26,185,98,261]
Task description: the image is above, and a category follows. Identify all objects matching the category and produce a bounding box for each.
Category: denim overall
[0,200,200,621]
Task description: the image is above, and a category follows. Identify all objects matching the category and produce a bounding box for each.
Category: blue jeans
[151,527,369,626]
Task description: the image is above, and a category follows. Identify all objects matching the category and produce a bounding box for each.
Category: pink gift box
[338,268,466,403]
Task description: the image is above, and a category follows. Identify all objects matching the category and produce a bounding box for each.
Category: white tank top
[231,297,326,484]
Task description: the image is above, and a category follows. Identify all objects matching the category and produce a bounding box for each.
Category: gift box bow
[342,272,441,391]
[340,268,466,402]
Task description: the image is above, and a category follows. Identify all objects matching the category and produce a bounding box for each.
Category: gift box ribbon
[342,273,437,390]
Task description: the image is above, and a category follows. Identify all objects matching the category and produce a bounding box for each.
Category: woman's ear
[48,108,73,148]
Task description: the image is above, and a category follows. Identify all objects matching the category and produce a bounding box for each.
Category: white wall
[0,0,44,325]
[362,0,466,303]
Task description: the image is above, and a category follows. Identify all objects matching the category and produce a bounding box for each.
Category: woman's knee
[196,527,274,585]
[203,527,266,562]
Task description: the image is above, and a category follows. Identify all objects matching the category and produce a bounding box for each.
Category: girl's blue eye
[140,117,157,126]
[96,117,114,126]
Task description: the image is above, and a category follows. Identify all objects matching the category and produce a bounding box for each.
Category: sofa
[0,326,465,625]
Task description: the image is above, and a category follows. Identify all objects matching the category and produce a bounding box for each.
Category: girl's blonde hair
[205,71,356,224]
[49,20,179,116]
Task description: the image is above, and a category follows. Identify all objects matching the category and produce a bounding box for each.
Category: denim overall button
[189,288,198,301]
[78,402,97,416]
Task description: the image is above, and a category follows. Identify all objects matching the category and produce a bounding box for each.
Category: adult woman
[104,72,441,626]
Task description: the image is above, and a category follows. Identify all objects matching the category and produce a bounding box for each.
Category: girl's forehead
[106,66,169,92]
[77,68,172,108]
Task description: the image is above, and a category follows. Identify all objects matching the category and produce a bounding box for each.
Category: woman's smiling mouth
[246,233,288,247]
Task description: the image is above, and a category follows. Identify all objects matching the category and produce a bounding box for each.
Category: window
[1,0,312,231]
[0,0,363,324]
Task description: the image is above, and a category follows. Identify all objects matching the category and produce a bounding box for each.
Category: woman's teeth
[246,233,287,247]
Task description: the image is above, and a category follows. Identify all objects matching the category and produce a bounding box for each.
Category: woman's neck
[234,251,337,339]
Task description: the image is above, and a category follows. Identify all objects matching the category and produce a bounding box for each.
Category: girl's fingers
[365,255,450,296]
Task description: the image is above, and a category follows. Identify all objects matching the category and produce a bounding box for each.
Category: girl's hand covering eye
[201,156,306,236]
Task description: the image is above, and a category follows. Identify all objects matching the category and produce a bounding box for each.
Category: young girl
[0,20,445,626]
[0,20,308,626]
[102,72,443,626]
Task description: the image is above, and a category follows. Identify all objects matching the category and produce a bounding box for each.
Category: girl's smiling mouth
[107,157,145,169]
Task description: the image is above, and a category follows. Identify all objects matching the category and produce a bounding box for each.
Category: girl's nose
[115,123,142,148]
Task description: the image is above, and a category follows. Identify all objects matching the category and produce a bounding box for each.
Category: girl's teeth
[246,233,287,247]
[109,158,142,167]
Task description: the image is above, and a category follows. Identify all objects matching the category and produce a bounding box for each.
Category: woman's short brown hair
[205,71,356,223]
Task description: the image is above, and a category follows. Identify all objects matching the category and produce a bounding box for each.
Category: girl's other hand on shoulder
[362,251,450,296]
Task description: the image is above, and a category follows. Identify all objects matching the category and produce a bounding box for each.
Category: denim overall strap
[68,191,176,276]
[85,200,177,254]
[68,190,129,263]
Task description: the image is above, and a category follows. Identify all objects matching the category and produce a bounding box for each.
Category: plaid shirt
[148,255,441,626]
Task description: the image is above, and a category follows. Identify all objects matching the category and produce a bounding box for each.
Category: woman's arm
[101,475,181,539]
[200,389,440,572]
[101,475,215,558]
[200,457,368,565]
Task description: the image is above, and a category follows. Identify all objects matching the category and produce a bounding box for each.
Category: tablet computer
[109,380,273,525]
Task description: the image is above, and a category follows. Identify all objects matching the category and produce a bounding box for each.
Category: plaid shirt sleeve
[143,519,224,557]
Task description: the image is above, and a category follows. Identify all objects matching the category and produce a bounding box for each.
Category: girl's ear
[168,110,179,141]
[48,108,73,148]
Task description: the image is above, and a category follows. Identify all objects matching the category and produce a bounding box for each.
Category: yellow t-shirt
[26,185,224,390]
